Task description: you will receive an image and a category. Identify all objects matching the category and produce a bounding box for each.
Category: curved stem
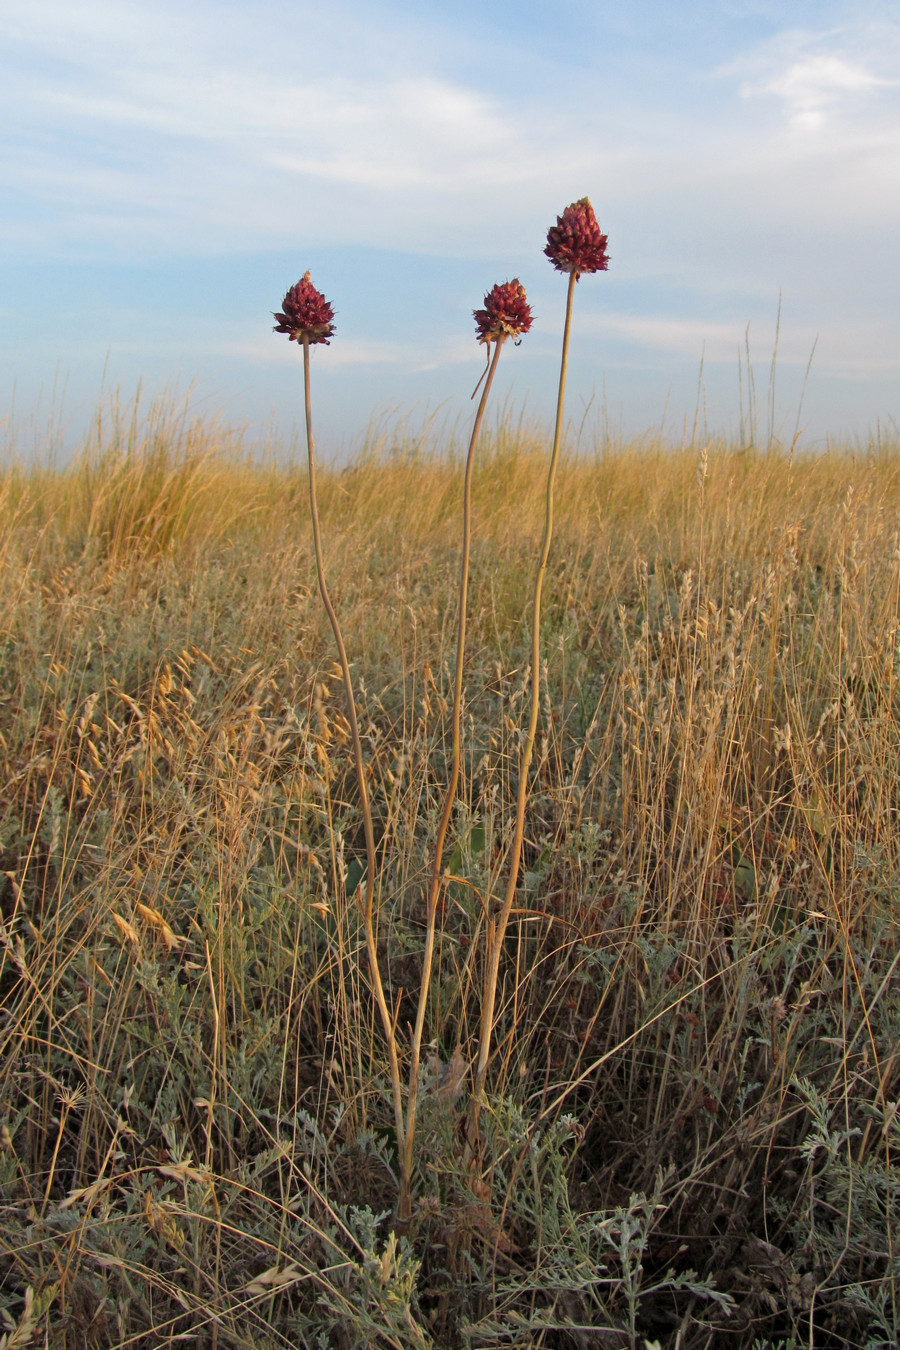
[398,338,506,1221]
[301,336,406,1164]
[469,270,578,1131]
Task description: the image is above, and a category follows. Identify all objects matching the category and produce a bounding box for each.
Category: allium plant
[469,200,609,1142]
[275,221,602,1215]
[273,273,406,1176]
[276,271,532,1226]
[400,278,532,1223]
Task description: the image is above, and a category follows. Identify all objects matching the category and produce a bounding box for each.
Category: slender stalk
[398,338,506,1222]
[301,335,406,1164]
[469,269,578,1135]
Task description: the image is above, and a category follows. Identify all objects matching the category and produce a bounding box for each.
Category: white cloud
[2,0,899,438]
[223,333,476,373]
[92,320,478,374]
[594,311,900,379]
[6,0,899,268]
[724,23,900,131]
[755,53,889,129]
[600,314,758,361]
[0,2,596,256]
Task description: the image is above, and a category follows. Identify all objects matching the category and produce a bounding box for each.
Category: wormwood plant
[274,203,608,1224]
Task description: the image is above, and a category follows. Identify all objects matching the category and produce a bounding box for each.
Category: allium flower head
[273,271,336,344]
[473,279,533,346]
[544,198,609,279]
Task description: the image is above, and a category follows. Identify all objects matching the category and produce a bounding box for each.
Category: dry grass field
[1,392,898,1347]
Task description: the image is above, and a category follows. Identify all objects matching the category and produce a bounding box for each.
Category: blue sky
[2,0,899,458]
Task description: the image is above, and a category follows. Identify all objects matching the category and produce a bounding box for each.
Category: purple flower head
[473,278,533,346]
[544,198,609,279]
[273,271,336,344]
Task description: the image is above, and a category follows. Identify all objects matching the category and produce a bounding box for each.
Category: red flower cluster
[544,198,609,279]
[273,271,336,344]
[473,278,533,346]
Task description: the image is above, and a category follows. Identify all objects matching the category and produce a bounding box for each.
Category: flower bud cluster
[473,279,533,346]
[544,197,609,279]
[273,271,336,344]
[275,199,608,354]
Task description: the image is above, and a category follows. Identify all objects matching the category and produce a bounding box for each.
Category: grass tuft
[1,397,898,1347]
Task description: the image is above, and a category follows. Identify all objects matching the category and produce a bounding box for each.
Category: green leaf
[733,857,757,902]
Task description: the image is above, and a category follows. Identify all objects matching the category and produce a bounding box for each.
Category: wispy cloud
[218,333,477,373]
[1,0,596,256]
[2,0,898,443]
[723,23,900,130]
[600,314,764,362]
[6,1,900,265]
[755,53,890,130]
[595,311,900,378]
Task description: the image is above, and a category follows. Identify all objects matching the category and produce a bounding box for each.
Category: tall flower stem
[399,337,506,1223]
[301,334,406,1166]
[469,268,578,1140]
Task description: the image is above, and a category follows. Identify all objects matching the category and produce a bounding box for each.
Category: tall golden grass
[0,391,898,1347]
